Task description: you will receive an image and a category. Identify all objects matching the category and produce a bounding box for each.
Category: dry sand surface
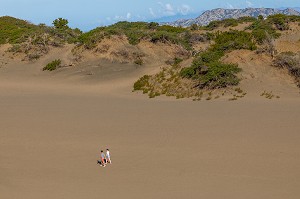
[1,50,300,199]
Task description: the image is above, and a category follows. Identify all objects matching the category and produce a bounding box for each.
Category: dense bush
[199,62,241,88]
[267,14,300,30]
[213,30,257,51]
[43,59,61,71]
[247,20,280,44]
[267,14,289,30]
[180,30,256,88]
[180,50,224,79]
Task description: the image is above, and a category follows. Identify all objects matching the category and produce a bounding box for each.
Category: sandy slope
[0,45,300,199]
[222,50,300,98]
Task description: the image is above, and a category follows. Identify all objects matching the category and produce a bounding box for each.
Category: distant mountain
[165,8,300,27]
[278,7,300,12]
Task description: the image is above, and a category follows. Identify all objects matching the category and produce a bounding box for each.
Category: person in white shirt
[106,149,111,164]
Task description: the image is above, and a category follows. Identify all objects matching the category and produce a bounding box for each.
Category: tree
[148,22,159,29]
[53,18,69,29]
[258,15,264,21]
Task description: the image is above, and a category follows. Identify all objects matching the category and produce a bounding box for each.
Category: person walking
[106,149,111,164]
[101,150,107,167]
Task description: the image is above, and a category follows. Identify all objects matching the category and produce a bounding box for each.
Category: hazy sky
[0,0,299,30]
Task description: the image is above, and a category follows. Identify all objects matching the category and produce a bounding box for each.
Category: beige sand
[1,45,300,199]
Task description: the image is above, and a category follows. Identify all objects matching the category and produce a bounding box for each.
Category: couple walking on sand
[98,149,111,167]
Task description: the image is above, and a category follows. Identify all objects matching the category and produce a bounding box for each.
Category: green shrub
[78,28,106,49]
[156,25,186,33]
[125,30,146,45]
[150,31,178,43]
[247,19,280,44]
[198,50,224,63]
[266,14,300,31]
[267,14,289,30]
[133,75,150,90]
[202,17,253,30]
[173,57,183,66]
[237,16,257,23]
[180,30,253,88]
[199,62,241,89]
[43,59,61,71]
[223,18,239,27]
[180,65,198,78]
[213,30,257,51]
[204,20,222,30]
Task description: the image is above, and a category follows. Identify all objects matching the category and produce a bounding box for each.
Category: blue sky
[0,0,299,30]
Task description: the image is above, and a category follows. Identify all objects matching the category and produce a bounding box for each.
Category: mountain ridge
[165,8,300,27]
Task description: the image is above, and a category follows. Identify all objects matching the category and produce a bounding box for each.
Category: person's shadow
[97,160,104,166]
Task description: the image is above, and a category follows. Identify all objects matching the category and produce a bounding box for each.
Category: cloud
[178,4,192,15]
[157,2,192,17]
[246,1,254,7]
[165,4,174,12]
[158,2,175,16]
[126,12,131,19]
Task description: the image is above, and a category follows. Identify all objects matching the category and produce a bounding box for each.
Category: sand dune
[1,43,300,199]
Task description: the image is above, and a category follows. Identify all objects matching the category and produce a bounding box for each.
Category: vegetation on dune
[213,30,257,51]
[201,16,256,30]
[1,16,81,60]
[132,14,300,99]
[0,17,81,46]
[247,17,280,44]
[78,21,192,50]
[2,14,300,97]
[43,59,62,71]
[133,29,260,98]
[0,16,38,44]
[50,18,82,44]
[181,30,255,89]
[247,14,300,44]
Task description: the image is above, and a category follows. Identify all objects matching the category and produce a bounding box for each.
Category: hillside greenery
[78,21,192,49]
[180,30,255,89]
[0,16,38,44]
[0,16,81,45]
[0,16,81,60]
[2,14,300,92]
